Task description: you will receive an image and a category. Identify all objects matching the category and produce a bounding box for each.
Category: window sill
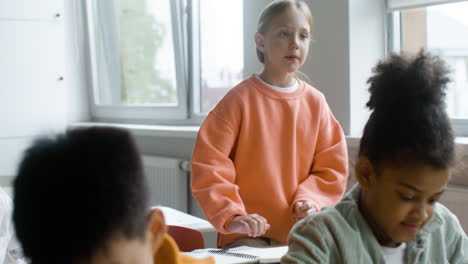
[71,122,468,144]
[69,122,199,139]
[345,136,468,146]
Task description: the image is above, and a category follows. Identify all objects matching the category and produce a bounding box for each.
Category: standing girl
[282,52,468,263]
[191,0,348,248]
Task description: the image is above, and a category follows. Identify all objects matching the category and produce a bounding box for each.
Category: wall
[0,0,66,182]
[349,0,386,136]
[0,0,91,183]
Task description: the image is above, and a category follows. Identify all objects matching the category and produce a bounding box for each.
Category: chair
[167,225,205,252]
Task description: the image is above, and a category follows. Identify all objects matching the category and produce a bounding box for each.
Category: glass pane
[396,1,468,119]
[117,0,178,105]
[199,0,243,113]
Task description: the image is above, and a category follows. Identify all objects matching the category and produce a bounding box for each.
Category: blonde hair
[256,0,313,63]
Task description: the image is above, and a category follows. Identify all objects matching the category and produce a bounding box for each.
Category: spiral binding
[207,249,260,260]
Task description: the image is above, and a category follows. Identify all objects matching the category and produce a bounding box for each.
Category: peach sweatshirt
[191,75,348,247]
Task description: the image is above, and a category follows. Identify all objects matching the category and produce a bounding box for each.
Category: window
[196,0,244,114]
[85,0,243,123]
[387,0,468,136]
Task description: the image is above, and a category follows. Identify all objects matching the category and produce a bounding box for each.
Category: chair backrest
[167,225,205,252]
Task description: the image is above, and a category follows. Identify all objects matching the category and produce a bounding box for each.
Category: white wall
[304,0,351,134]
[0,0,91,180]
[0,0,66,179]
[349,0,386,136]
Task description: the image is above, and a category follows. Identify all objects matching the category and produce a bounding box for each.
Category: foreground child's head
[13,127,165,264]
[255,0,313,74]
[356,51,454,247]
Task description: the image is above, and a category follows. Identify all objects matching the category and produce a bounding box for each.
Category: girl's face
[357,159,450,247]
[255,6,311,75]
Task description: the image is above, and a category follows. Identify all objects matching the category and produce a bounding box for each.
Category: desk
[154,206,216,233]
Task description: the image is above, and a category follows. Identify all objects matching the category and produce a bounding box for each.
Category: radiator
[142,155,190,213]
[440,186,468,233]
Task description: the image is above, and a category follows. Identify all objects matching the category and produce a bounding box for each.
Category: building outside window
[388,0,468,135]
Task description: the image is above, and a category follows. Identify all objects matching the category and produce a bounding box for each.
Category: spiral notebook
[185,245,288,264]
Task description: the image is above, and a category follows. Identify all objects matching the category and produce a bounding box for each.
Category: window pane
[394,1,468,119]
[199,0,243,113]
[116,0,178,105]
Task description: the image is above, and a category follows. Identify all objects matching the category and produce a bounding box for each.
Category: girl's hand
[227,214,270,237]
[293,201,317,221]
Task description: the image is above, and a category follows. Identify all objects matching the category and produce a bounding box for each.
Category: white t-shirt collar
[255,74,299,93]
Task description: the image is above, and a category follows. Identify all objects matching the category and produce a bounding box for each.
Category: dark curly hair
[359,51,454,170]
[13,127,149,264]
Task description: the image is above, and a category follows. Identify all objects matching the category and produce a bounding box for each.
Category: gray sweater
[282,185,468,264]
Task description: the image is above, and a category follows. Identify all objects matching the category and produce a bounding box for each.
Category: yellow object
[154,233,214,264]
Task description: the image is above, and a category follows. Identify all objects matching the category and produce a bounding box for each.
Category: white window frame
[387,0,468,11]
[386,0,468,137]
[186,0,205,124]
[85,0,189,123]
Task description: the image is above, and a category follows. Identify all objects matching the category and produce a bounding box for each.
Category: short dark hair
[13,127,149,264]
[359,51,455,170]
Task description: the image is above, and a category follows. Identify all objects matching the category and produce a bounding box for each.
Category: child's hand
[226,214,270,237]
[293,201,317,221]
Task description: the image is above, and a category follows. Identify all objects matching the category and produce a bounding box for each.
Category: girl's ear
[355,157,376,191]
[255,32,265,52]
[148,208,167,251]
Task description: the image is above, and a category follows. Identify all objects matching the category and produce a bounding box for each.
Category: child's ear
[254,32,265,52]
[355,157,376,191]
[148,208,167,251]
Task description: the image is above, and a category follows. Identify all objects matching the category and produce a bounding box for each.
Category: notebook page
[229,246,288,262]
[185,246,288,264]
[184,250,258,264]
